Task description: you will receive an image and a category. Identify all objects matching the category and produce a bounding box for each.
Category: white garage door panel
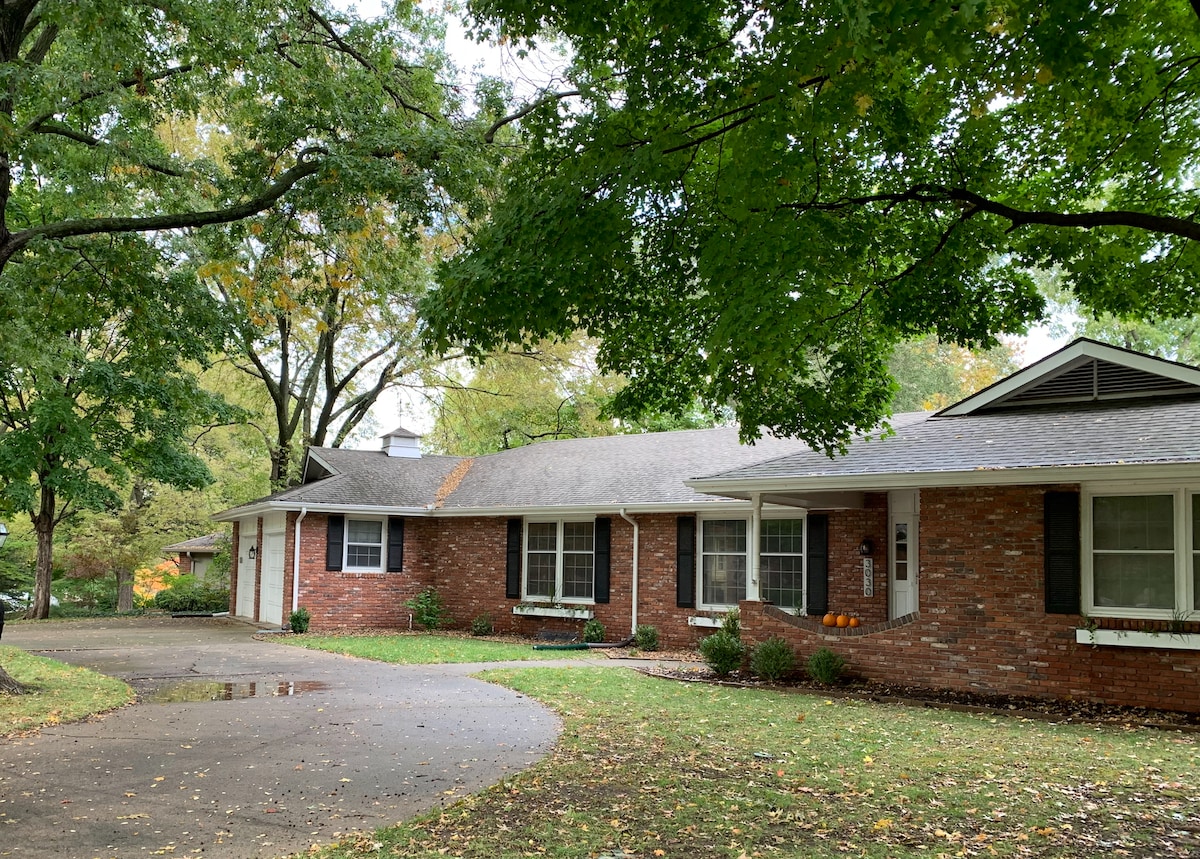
[259,532,285,627]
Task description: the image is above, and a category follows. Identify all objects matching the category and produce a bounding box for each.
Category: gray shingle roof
[164,533,225,553]
[439,426,813,509]
[698,399,1200,484]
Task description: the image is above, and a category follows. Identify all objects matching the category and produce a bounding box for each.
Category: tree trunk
[116,567,134,613]
[0,663,26,695]
[27,485,56,620]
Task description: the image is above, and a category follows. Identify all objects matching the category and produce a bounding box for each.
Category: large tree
[424,0,1200,454]
[0,0,493,629]
[204,206,446,487]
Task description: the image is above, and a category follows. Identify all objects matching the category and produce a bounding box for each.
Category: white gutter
[292,507,307,615]
[687,462,1200,496]
[619,508,639,636]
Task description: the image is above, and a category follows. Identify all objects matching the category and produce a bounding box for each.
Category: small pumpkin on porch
[822,612,837,627]
[848,617,861,628]
[835,614,851,628]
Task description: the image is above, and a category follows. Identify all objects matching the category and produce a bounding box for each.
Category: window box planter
[1076,627,1200,650]
[513,604,594,620]
[687,616,723,628]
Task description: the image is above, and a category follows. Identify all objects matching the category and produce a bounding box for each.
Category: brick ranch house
[216,339,1200,712]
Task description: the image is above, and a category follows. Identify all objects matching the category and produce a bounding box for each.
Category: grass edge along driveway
[304,665,1200,859]
[0,645,134,737]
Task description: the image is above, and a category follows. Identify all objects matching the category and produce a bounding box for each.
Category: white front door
[259,531,285,627]
[889,490,919,618]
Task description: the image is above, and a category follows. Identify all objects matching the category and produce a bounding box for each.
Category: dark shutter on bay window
[326,514,344,571]
[386,517,405,572]
[805,514,829,615]
[505,518,523,599]
[1044,491,1081,614]
[676,515,696,608]
[593,517,611,604]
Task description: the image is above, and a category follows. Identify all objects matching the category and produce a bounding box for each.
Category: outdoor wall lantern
[0,522,8,549]
[858,537,874,556]
[248,545,257,561]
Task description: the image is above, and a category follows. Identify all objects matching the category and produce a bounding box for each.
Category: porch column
[747,492,761,601]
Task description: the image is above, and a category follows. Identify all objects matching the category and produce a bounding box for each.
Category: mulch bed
[614,650,1200,731]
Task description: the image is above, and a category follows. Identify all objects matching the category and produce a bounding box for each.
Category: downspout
[292,507,307,616]
[619,508,639,636]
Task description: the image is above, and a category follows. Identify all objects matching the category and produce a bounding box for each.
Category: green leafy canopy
[424,0,1200,454]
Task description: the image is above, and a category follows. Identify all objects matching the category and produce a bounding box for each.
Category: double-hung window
[1085,488,1198,617]
[701,519,747,607]
[700,516,807,610]
[760,518,805,611]
[525,521,595,601]
[345,519,384,571]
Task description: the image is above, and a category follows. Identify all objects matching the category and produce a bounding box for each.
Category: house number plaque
[862,558,874,597]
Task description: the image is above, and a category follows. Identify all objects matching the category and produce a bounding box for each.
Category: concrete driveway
[0,617,563,859]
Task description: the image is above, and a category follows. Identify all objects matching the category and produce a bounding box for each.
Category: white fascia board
[212,501,435,521]
[430,500,764,518]
[688,462,1200,495]
[940,339,1200,417]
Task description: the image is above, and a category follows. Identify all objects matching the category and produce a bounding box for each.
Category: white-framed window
[525,520,595,602]
[701,519,747,607]
[699,515,806,610]
[1084,486,1199,618]
[345,518,384,571]
[761,518,805,611]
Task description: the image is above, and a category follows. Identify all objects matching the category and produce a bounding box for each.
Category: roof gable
[939,338,1200,416]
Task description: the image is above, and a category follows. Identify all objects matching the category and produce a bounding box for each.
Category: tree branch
[484,89,582,143]
[778,184,1200,243]
[0,152,326,269]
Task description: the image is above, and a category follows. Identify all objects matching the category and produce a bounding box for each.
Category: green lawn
[312,666,1200,859]
[280,631,604,664]
[0,646,134,736]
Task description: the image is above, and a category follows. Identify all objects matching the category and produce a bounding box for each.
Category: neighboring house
[216,340,1200,712]
[164,533,226,583]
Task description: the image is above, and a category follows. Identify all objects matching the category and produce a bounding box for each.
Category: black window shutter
[386,517,405,572]
[593,517,611,604]
[506,519,523,599]
[326,514,344,571]
[806,514,829,615]
[1044,491,1081,614]
[676,516,696,608]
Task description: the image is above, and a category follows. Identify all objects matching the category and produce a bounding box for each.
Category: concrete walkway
[0,617,573,859]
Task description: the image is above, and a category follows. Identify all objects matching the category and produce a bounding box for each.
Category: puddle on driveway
[148,680,328,703]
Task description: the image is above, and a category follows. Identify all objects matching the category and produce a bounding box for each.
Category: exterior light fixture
[0,522,8,549]
[858,537,874,556]
[248,545,257,561]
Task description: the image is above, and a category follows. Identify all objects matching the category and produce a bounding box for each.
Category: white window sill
[1076,628,1200,650]
[513,604,595,620]
[687,616,723,628]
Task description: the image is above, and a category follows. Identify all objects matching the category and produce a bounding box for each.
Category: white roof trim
[688,461,1200,495]
[938,338,1200,417]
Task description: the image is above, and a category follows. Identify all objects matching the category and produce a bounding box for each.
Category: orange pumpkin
[822,612,837,627]
[848,617,861,628]
[836,614,851,628]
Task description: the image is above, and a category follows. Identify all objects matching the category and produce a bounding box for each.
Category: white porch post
[747,492,762,602]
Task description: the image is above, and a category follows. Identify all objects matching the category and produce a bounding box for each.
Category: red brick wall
[741,485,1200,713]
[290,513,437,630]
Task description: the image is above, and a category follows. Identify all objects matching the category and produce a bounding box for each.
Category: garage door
[259,532,285,627]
